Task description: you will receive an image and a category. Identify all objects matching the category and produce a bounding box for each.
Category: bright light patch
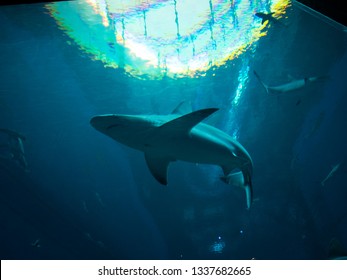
[46,0,290,79]
[209,236,226,254]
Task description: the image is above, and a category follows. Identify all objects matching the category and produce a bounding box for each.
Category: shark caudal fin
[244,184,253,210]
[253,70,269,94]
[307,75,330,83]
[242,170,253,210]
[220,169,253,209]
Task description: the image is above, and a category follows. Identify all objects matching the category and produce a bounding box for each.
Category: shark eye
[232,151,238,157]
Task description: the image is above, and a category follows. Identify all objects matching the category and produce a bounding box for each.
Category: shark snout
[90,115,122,132]
[90,116,100,127]
[90,116,109,133]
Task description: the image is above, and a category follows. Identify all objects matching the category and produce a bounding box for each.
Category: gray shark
[0,128,28,171]
[90,107,253,209]
[253,70,327,94]
[255,12,277,25]
[255,12,287,27]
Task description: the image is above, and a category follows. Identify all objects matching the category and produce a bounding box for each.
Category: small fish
[96,240,105,248]
[31,238,41,248]
[84,232,93,241]
[321,163,341,186]
[82,200,89,213]
[95,192,105,208]
[305,112,325,139]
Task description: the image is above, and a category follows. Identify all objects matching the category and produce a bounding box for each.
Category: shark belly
[167,134,231,165]
[152,124,240,169]
[270,79,306,93]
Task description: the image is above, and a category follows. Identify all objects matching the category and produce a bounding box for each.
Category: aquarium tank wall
[0,0,346,260]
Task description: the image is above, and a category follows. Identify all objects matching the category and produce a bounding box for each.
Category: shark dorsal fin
[160,108,219,133]
[144,152,171,185]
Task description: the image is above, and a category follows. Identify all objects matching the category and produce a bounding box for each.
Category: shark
[90,106,254,209]
[321,163,341,186]
[255,12,278,25]
[253,70,327,94]
[255,12,288,27]
[0,128,28,171]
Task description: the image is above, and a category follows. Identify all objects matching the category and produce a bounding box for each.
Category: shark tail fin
[221,166,253,209]
[253,70,269,94]
[244,184,252,210]
[310,75,330,83]
[243,171,253,210]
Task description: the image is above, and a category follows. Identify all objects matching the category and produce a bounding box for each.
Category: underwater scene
[0,0,346,260]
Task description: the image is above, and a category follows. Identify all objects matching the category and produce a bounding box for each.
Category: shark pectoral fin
[144,152,171,185]
[159,108,219,134]
[253,70,269,94]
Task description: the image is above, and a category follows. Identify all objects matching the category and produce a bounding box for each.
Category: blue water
[1,3,346,260]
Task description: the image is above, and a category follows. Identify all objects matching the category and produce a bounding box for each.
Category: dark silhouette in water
[255,12,287,27]
[0,128,28,171]
[255,12,277,25]
[0,157,117,259]
[328,238,347,259]
[0,130,117,259]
